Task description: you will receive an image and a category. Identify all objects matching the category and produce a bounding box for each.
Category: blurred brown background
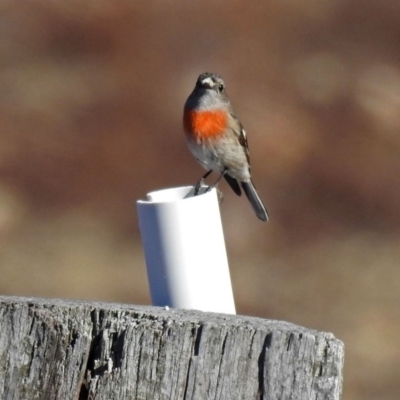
[1,1,400,398]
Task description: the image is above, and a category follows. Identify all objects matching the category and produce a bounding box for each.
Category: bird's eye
[218,84,224,92]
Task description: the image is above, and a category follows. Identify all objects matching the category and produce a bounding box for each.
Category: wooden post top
[0,296,344,400]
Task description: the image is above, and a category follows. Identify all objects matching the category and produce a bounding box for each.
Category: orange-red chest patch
[183,110,227,140]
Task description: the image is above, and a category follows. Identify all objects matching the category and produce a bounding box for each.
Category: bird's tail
[241,180,269,222]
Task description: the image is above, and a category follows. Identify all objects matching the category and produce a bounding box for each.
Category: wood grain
[0,296,344,399]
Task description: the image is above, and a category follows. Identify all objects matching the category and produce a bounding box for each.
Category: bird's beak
[200,77,215,89]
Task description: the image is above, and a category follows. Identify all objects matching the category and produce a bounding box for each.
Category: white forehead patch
[201,77,215,87]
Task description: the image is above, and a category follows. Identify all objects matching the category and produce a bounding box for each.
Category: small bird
[183,72,269,222]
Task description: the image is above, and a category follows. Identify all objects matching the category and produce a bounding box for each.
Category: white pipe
[137,186,235,314]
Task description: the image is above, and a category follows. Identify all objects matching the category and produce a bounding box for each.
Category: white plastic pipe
[137,186,236,314]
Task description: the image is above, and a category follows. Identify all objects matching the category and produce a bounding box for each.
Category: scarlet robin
[183,72,269,222]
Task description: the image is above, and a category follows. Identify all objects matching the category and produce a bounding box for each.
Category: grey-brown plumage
[184,72,269,222]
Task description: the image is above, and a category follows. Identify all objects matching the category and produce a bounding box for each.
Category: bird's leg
[205,168,228,193]
[194,170,213,195]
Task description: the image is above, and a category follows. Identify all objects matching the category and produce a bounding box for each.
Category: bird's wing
[230,113,250,165]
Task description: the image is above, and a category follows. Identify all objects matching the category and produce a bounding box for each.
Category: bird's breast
[183,110,227,141]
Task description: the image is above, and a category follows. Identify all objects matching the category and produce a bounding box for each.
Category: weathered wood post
[0,296,344,399]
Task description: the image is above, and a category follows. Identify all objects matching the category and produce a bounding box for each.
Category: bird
[183,72,268,222]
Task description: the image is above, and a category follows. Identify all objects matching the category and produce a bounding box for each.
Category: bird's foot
[216,188,224,203]
[194,179,204,195]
